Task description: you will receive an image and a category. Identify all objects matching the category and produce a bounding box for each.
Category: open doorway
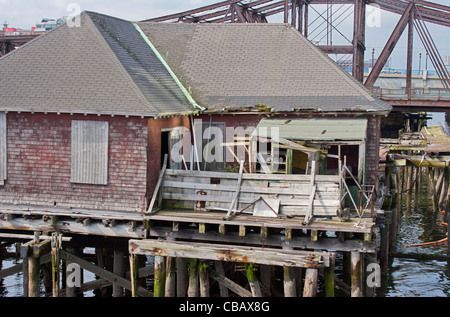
[161,131,170,169]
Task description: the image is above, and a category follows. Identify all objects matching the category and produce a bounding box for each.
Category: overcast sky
[1,0,449,69]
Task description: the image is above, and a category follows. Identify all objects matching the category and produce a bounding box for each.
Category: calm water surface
[378,112,450,297]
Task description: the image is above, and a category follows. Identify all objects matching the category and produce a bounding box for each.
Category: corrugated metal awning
[253,118,368,141]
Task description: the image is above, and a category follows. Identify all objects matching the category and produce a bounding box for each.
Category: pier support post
[303,268,318,297]
[165,257,176,297]
[187,258,199,297]
[283,230,296,297]
[324,253,336,297]
[199,261,210,297]
[245,263,262,297]
[28,253,40,297]
[113,249,125,297]
[154,255,166,297]
[351,251,363,297]
[51,233,62,297]
[129,254,139,297]
[283,265,296,297]
[177,258,188,297]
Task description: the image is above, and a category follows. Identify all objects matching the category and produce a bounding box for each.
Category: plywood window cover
[71,120,109,185]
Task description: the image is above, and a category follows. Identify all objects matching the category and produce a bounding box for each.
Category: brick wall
[0,113,148,212]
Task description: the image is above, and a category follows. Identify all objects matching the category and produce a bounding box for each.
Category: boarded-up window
[0,112,6,186]
[71,120,109,185]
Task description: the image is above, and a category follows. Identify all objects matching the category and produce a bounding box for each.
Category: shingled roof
[137,22,392,115]
[0,12,197,117]
[0,12,391,117]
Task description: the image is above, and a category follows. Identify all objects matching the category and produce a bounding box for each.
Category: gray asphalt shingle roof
[0,12,391,116]
[137,22,392,114]
[0,12,196,117]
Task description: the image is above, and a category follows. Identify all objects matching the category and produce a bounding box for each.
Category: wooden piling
[51,233,61,297]
[283,265,296,297]
[324,253,335,297]
[303,269,318,297]
[113,249,125,297]
[165,257,176,297]
[245,263,262,297]
[199,261,210,297]
[214,261,229,297]
[351,251,363,297]
[154,255,166,297]
[260,265,273,297]
[187,258,199,297]
[176,258,188,297]
[129,254,139,297]
[28,252,40,297]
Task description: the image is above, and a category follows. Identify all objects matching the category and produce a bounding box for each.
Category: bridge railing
[372,87,450,100]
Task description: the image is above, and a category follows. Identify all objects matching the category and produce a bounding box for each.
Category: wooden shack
[0,11,391,297]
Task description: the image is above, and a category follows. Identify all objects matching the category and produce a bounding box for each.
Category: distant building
[0,17,66,36]
[34,18,66,32]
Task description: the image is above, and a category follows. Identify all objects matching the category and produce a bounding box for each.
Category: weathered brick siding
[0,113,148,212]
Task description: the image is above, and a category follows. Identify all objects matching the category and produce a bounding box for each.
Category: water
[378,169,450,297]
[378,111,450,297]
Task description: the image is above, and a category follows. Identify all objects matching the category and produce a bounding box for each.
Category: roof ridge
[85,12,160,117]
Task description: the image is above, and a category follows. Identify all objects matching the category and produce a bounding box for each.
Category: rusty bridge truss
[145,0,450,107]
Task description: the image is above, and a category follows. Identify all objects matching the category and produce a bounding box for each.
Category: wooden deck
[0,203,376,254]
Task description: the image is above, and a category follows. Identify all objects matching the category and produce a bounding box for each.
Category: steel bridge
[144,0,450,110]
[1,0,449,109]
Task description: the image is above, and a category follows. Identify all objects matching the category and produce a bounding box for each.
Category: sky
[1,0,449,69]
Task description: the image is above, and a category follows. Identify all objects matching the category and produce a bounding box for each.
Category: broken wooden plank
[303,160,317,225]
[147,154,168,214]
[209,269,252,297]
[60,250,152,297]
[129,239,328,268]
[224,161,244,220]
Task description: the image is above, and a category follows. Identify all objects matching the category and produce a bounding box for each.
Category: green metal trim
[133,23,205,112]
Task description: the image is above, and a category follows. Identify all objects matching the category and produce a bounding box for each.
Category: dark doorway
[161,131,170,169]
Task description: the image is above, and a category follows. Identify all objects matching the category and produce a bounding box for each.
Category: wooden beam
[129,239,328,268]
[352,0,366,82]
[317,45,354,54]
[210,269,252,297]
[60,250,152,297]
